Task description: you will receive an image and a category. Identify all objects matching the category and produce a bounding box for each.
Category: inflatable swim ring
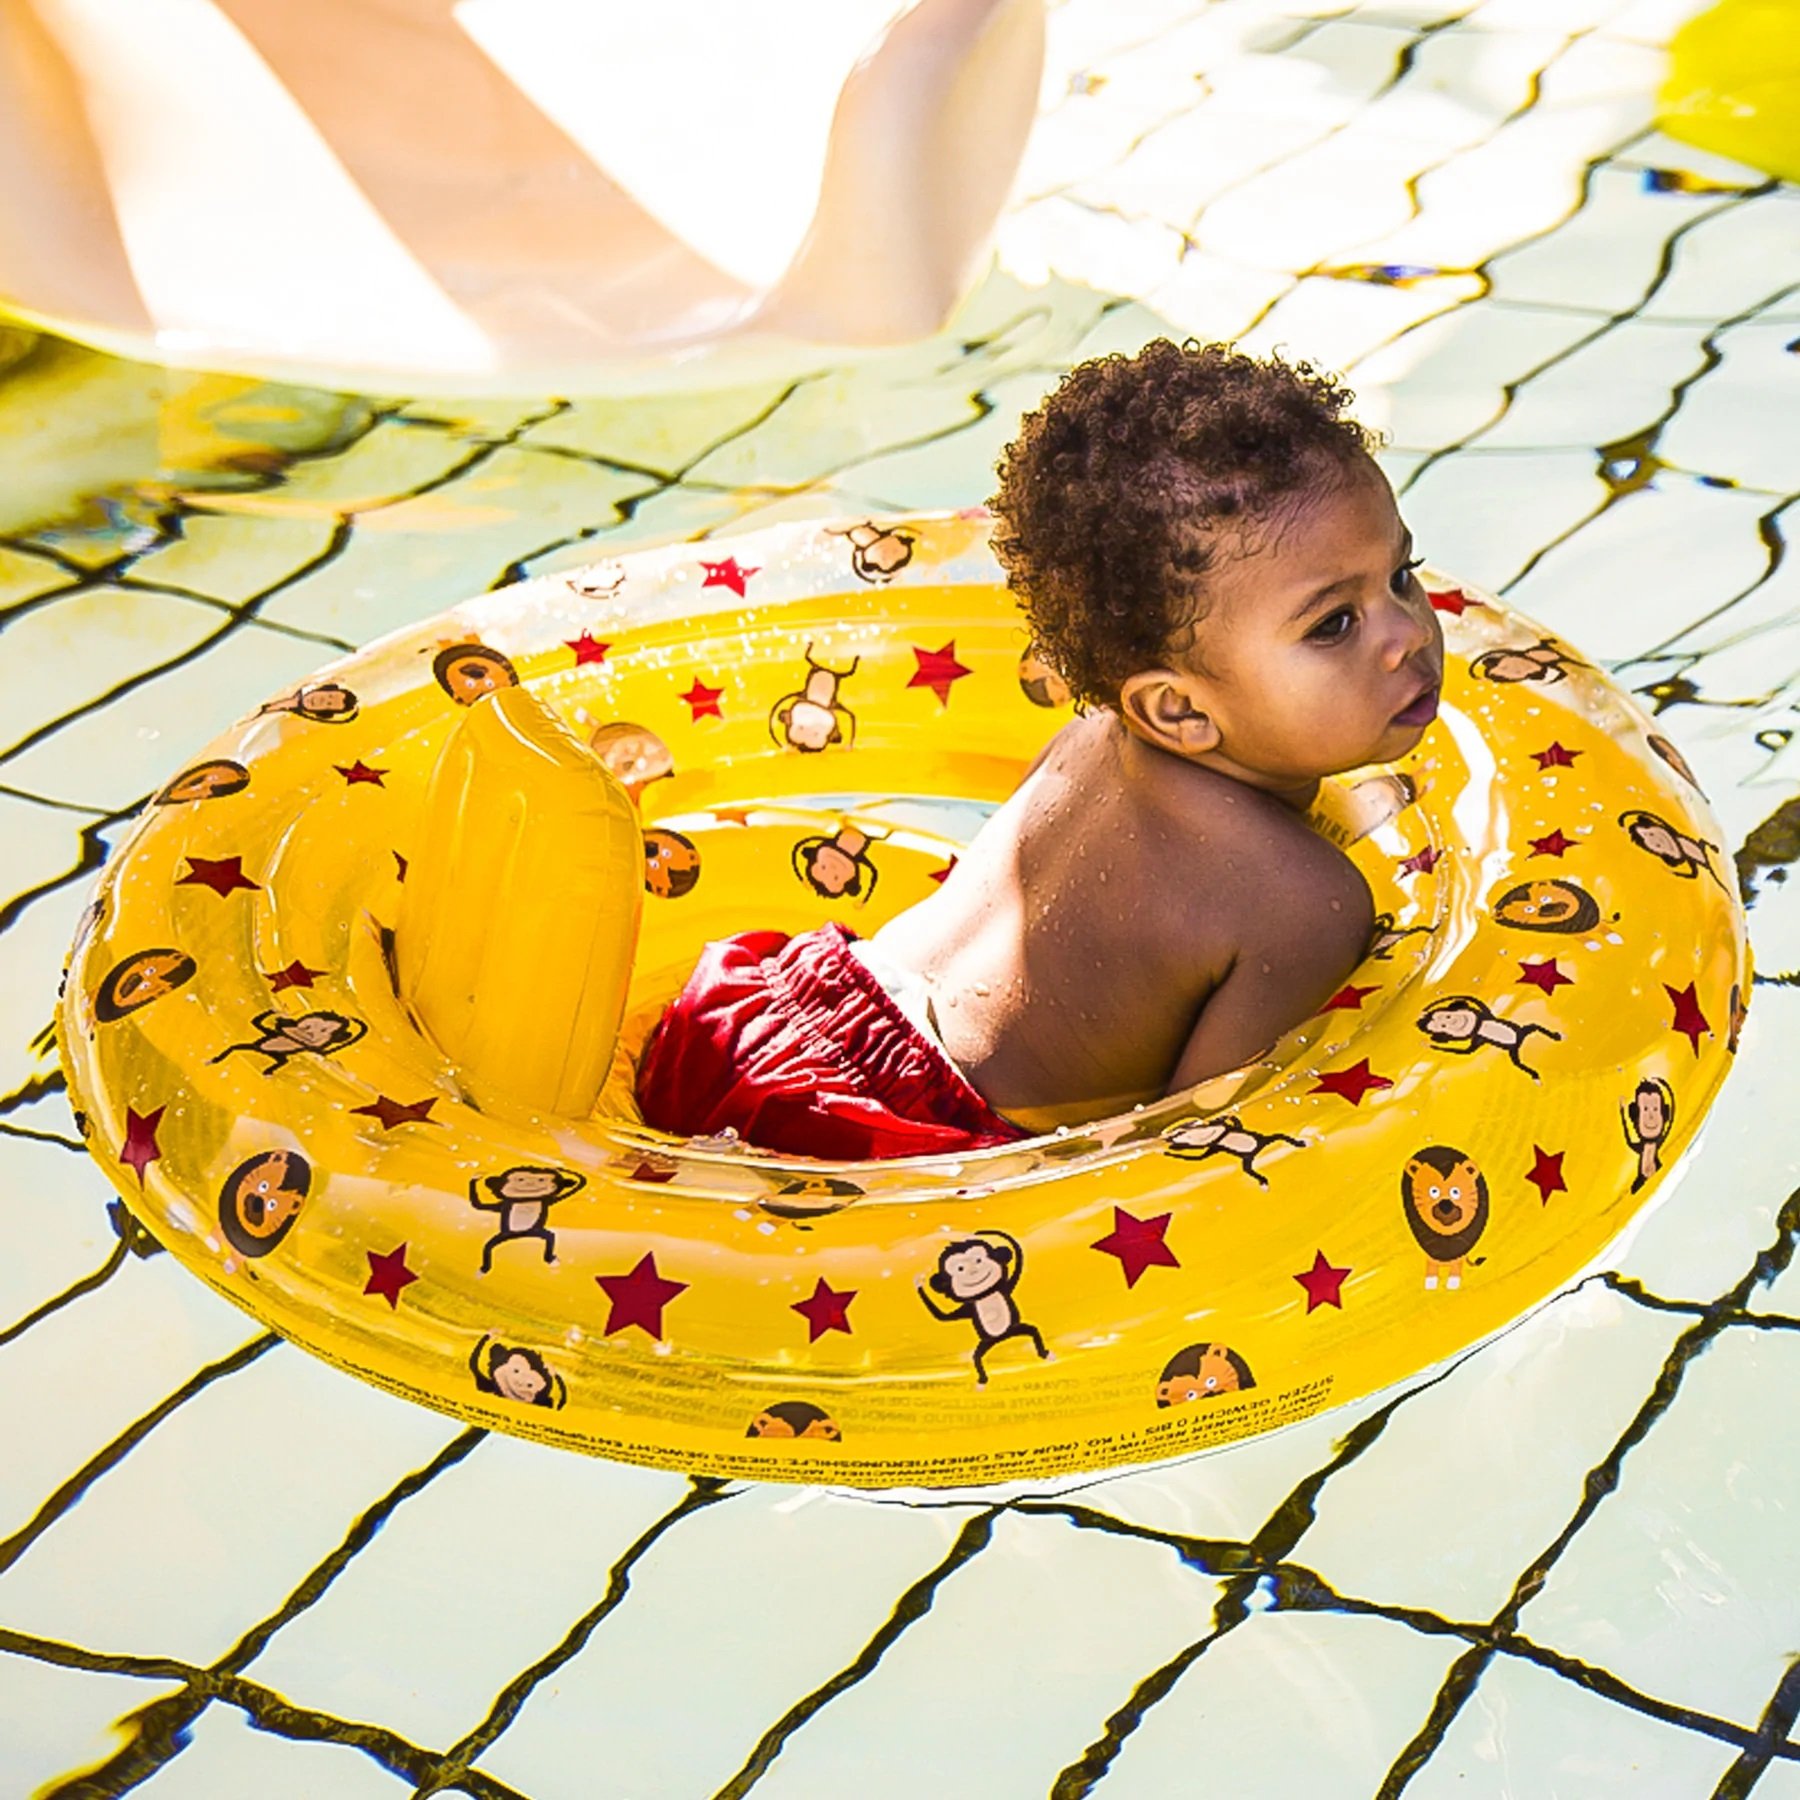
[59,513,1749,1489]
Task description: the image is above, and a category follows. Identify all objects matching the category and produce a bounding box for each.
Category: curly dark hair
[989,340,1379,708]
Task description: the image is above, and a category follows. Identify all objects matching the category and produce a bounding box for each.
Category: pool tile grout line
[26,1426,492,1795]
[1376,1180,1800,1794]
[709,1507,1001,1800]
[0,1334,283,1580]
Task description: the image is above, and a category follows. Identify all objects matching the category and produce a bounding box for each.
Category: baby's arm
[1166,845,1373,1093]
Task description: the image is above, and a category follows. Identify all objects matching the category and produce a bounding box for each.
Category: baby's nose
[1382,594,1435,668]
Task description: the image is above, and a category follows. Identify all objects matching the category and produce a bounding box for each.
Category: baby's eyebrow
[1287,525,1416,625]
[1288,576,1358,624]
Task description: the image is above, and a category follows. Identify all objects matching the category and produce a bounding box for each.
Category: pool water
[4,0,1799,1793]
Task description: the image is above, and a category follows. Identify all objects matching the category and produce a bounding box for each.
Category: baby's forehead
[1196,468,1402,614]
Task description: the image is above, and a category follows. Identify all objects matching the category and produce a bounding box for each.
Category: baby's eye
[1308,607,1355,643]
[1391,555,1424,595]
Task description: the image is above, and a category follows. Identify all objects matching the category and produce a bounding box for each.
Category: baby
[637,340,1444,1159]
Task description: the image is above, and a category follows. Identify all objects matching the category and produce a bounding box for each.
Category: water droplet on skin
[973,984,990,997]
[1330,899,1341,910]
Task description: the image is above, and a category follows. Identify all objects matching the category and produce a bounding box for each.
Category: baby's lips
[1393,678,1441,725]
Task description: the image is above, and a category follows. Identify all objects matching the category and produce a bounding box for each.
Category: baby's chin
[1362,712,1435,766]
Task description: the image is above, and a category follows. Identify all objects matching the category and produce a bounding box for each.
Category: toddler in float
[637,340,1445,1159]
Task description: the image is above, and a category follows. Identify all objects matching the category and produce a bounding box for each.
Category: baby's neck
[1118,717,1321,814]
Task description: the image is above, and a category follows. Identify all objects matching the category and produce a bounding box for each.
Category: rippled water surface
[3,0,1799,1792]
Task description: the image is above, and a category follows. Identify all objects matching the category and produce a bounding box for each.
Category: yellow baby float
[59,513,1748,1488]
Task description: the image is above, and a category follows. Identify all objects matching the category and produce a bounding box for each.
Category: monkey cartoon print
[1619,809,1727,889]
[1469,639,1587,685]
[1164,1114,1303,1187]
[470,1335,566,1408]
[839,521,915,584]
[794,824,880,901]
[258,682,358,724]
[210,1010,366,1074]
[468,1166,585,1273]
[1417,995,1560,1078]
[917,1230,1050,1385]
[1401,1146,1490,1289]
[770,645,859,753]
[1621,1077,1675,1193]
[1367,910,1433,960]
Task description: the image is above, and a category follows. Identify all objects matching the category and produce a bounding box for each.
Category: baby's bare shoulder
[1235,810,1374,961]
[1137,776,1373,959]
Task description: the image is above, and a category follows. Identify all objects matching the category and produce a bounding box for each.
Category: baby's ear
[1118,669,1221,757]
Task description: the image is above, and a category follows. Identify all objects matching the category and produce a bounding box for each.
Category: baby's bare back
[870,713,1373,1130]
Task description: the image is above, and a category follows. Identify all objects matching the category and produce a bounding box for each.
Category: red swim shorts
[635,922,1029,1160]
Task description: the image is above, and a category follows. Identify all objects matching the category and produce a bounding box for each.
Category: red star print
[1526,1146,1567,1203]
[1518,958,1572,994]
[393,851,409,882]
[334,760,387,786]
[119,1105,164,1185]
[1529,829,1576,857]
[178,855,259,898]
[1665,981,1710,1054]
[1310,1059,1394,1106]
[596,1252,688,1338]
[266,959,327,992]
[1294,1250,1350,1312]
[1532,742,1581,770]
[630,1160,678,1183]
[700,556,758,598]
[681,678,725,721]
[907,642,973,706]
[1399,846,1444,876]
[929,857,959,885]
[566,632,611,666]
[792,1278,856,1341]
[1428,588,1484,616]
[1320,983,1379,1013]
[711,808,753,827]
[351,1094,438,1129]
[1090,1207,1180,1287]
[363,1244,419,1308]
